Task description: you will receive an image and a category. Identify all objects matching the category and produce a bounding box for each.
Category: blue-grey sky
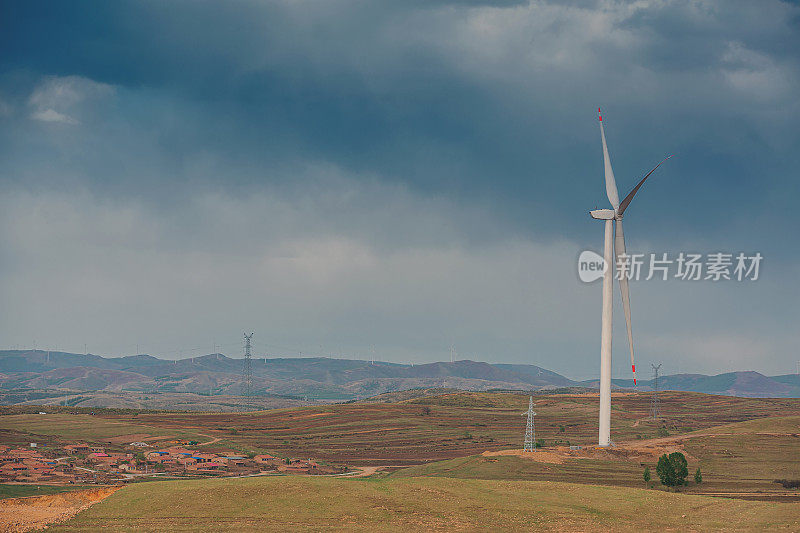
[0,0,798,378]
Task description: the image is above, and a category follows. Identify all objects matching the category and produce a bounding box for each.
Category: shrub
[643,467,651,484]
[656,452,689,487]
[657,427,670,437]
[694,468,702,484]
[420,406,431,416]
[534,438,545,449]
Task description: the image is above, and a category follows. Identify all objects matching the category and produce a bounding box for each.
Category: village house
[176,456,198,468]
[145,450,170,462]
[0,463,27,478]
[87,452,120,466]
[223,455,248,467]
[64,444,91,455]
[193,462,223,474]
[253,454,282,469]
[118,463,145,473]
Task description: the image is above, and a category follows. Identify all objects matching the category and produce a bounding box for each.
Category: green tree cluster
[655,452,689,487]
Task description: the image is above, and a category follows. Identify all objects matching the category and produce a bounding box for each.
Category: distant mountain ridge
[0,350,571,401]
[604,370,800,398]
[1,351,798,405]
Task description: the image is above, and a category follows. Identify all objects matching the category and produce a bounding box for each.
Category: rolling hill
[1,351,798,410]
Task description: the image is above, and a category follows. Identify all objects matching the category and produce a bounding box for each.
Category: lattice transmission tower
[243,332,254,397]
[524,396,536,452]
[650,363,662,419]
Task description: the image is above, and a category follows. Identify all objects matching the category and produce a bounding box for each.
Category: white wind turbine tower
[590,108,671,447]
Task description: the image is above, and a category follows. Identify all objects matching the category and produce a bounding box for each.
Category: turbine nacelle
[589,209,616,220]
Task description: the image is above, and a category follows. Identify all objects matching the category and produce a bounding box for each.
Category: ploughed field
[3,391,797,465]
[51,475,800,532]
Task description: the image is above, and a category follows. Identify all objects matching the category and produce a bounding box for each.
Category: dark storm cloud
[3,1,798,228]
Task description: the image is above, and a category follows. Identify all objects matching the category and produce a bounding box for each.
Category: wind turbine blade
[618,155,672,216]
[599,108,620,210]
[614,219,636,385]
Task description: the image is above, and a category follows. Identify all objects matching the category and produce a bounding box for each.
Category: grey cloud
[0,181,796,378]
[27,75,114,125]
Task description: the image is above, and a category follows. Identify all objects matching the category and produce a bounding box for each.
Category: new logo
[578,250,607,283]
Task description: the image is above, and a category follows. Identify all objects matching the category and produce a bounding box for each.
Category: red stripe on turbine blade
[632,364,635,373]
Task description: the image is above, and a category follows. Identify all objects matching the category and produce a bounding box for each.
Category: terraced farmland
[3,391,800,467]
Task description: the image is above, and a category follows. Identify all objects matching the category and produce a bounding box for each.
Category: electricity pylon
[243,333,254,397]
[524,396,536,452]
[650,363,662,419]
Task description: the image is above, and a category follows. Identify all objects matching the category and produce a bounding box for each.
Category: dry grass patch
[52,476,800,532]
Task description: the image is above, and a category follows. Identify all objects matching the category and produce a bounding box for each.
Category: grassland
[0,483,94,499]
[52,475,800,532]
[389,415,800,499]
[3,390,799,530]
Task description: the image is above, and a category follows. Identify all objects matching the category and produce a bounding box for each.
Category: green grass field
[0,483,94,500]
[52,475,800,532]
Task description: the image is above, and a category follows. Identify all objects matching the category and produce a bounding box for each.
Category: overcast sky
[1,0,798,379]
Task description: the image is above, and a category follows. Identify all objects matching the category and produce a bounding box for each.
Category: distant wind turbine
[590,108,671,447]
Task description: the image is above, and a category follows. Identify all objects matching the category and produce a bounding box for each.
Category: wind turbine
[590,108,670,447]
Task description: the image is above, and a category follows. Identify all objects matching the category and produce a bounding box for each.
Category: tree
[694,467,702,484]
[656,452,689,487]
[643,467,651,484]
